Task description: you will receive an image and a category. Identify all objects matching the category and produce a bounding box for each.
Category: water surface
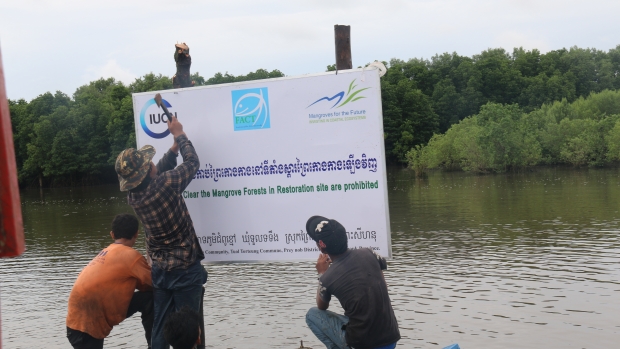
[1,167,619,348]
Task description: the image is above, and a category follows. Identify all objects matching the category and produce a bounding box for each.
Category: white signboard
[132,68,391,262]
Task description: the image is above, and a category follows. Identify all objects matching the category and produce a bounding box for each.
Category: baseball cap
[305,215,347,241]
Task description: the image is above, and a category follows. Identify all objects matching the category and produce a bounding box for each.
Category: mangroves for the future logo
[307,79,370,109]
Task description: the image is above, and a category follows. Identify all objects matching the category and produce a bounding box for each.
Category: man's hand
[315,253,331,274]
[167,115,186,138]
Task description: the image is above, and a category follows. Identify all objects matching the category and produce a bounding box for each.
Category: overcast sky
[1,0,619,101]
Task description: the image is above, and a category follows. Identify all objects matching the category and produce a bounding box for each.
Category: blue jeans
[305,307,397,349]
[306,307,349,349]
[151,261,208,349]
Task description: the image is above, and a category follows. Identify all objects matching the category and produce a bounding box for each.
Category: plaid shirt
[127,134,205,271]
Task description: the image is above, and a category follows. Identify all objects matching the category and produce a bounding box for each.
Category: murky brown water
[1,167,619,348]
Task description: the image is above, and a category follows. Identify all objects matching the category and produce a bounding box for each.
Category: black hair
[129,173,152,193]
[164,306,201,349]
[318,232,348,255]
[111,214,139,240]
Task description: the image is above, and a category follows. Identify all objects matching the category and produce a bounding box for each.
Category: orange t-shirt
[66,243,152,339]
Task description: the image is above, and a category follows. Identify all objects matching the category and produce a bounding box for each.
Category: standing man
[115,115,207,349]
[305,216,400,349]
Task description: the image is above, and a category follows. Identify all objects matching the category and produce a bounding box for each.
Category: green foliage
[129,73,173,93]
[605,120,620,161]
[8,44,620,184]
[571,89,620,119]
[384,44,620,163]
[9,91,72,184]
[407,116,487,173]
[191,72,206,86]
[204,69,284,85]
[475,103,542,171]
[451,119,486,172]
[409,90,620,172]
[9,68,283,187]
[381,77,438,163]
[557,116,618,166]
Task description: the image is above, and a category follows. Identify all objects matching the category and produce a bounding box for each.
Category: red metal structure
[0,46,26,348]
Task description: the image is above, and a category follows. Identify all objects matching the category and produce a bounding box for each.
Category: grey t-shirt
[318,248,400,349]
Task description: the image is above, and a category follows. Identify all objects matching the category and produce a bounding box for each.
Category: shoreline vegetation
[8,45,620,187]
[407,90,620,175]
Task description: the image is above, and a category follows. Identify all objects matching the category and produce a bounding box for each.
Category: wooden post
[334,25,352,70]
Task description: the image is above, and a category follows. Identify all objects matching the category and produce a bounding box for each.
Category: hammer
[154,93,174,122]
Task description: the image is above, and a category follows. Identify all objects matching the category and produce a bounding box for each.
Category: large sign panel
[132,68,391,262]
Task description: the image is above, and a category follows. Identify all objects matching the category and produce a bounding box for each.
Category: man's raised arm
[155,138,179,174]
[164,115,200,192]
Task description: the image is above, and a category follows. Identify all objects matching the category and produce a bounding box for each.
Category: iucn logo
[140,97,178,139]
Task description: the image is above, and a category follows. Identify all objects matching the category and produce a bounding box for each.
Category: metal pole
[334,25,352,70]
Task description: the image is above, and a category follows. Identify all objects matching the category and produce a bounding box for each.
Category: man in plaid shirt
[115,115,207,349]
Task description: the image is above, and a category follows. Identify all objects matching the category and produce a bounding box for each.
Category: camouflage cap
[115,145,156,191]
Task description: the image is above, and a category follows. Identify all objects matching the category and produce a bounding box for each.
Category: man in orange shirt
[66,214,153,349]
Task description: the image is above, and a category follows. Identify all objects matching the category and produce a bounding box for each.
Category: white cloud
[84,59,136,85]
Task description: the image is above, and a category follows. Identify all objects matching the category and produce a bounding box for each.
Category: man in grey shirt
[305,215,400,349]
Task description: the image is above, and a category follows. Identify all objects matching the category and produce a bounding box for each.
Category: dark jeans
[66,328,103,349]
[151,261,208,349]
[67,290,154,349]
[127,290,154,348]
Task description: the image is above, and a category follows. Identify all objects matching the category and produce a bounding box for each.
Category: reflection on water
[1,168,619,348]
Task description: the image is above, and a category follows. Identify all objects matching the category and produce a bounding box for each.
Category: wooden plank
[0,46,25,259]
[334,25,352,70]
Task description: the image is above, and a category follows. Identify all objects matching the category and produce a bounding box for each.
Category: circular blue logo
[140,98,173,139]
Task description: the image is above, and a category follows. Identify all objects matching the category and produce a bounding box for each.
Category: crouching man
[305,216,400,349]
[66,214,153,349]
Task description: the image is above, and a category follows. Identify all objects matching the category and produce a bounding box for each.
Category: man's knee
[141,292,154,314]
[137,290,153,302]
[306,307,322,325]
[127,291,154,318]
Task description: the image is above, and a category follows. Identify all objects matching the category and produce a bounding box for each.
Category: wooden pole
[334,25,352,70]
